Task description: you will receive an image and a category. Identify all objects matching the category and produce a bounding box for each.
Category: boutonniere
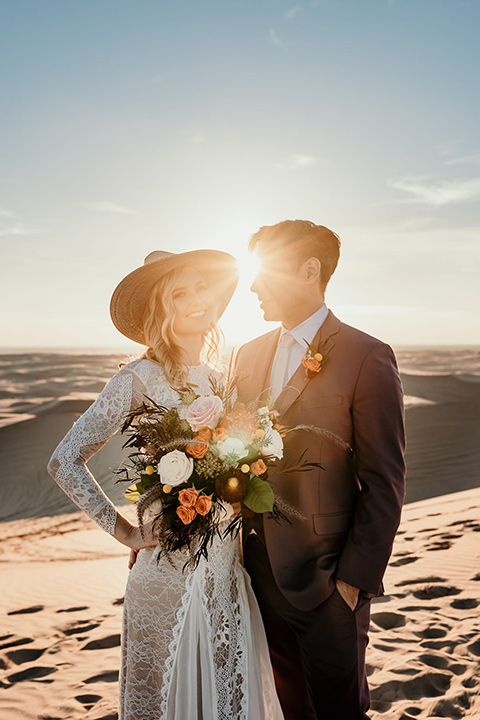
[301,339,326,378]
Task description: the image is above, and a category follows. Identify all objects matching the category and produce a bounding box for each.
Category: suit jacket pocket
[313,511,353,536]
[300,395,343,409]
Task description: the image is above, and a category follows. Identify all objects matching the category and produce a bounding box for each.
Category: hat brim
[110,249,239,345]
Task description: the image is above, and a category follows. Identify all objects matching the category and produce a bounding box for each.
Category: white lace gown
[48,359,284,720]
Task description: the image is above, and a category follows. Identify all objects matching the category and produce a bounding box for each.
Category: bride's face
[170,267,216,337]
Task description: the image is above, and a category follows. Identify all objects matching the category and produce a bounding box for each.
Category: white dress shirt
[269,304,329,392]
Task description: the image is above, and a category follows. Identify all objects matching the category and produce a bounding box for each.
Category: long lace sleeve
[47,367,142,534]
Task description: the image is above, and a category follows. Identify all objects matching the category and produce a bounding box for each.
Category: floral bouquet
[115,374,308,565]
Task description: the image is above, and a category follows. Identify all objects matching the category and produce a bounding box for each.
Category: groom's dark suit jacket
[235,311,406,612]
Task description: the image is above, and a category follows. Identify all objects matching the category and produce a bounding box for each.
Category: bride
[47,249,284,720]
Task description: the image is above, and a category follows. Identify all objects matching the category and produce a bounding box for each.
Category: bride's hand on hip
[114,513,158,551]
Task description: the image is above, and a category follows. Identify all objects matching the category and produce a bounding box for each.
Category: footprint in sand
[81,634,121,651]
[112,597,124,605]
[7,605,44,615]
[390,668,418,676]
[425,541,452,551]
[390,556,419,567]
[371,671,451,702]
[0,636,34,651]
[429,693,471,718]
[63,620,100,636]
[7,665,57,683]
[56,606,89,613]
[75,693,101,707]
[420,639,456,652]
[467,639,480,656]
[395,576,446,587]
[414,626,448,639]
[418,653,449,669]
[371,612,406,630]
[413,585,461,600]
[451,598,479,609]
[6,647,46,664]
[84,670,119,684]
[404,707,421,716]
[400,605,441,611]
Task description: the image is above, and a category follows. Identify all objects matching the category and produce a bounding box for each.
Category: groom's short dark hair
[248,219,341,292]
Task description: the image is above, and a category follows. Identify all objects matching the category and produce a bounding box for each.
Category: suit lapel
[274,310,342,417]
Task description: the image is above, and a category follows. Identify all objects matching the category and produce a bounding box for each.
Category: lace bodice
[47,359,220,534]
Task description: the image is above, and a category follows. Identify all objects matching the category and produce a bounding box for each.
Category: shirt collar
[280,304,329,349]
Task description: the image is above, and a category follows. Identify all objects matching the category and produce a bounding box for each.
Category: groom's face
[250,245,306,322]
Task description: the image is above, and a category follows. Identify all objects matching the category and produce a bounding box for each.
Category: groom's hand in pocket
[335,578,360,611]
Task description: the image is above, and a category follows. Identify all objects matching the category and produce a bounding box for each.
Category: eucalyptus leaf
[243,475,274,513]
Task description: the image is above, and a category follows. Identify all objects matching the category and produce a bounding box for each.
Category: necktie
[270,332,296,401]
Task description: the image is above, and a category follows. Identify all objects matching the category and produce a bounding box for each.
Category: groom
[236,220,406,720]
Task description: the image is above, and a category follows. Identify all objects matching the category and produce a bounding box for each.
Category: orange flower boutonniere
[301,339,326,378]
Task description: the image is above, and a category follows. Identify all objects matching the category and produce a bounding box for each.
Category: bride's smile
[171,266,216,337]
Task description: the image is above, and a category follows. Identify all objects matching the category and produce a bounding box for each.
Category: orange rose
[195,495,212,515]
[178,488,199,507]
[186,437,209,458]
[212,427,227,442]
[176,505,197,524]
[301,357,321,373]
[197,426,212,442]
[250,459,267,476]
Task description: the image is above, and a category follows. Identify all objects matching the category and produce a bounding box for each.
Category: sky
[1,0,479,351]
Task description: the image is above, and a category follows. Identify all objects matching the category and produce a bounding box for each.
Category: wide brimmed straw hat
[110,249,239,345]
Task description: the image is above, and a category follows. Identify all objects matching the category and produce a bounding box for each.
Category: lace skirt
[119,532,284,720]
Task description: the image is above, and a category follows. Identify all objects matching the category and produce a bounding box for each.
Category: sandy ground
[1,350,479,718]
[0,489,479,720]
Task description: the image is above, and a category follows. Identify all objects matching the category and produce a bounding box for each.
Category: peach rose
[301,357,321,373]
[250,459,267,476]
[197,427,212,442]
[195,495,212,515]
[186,437,209,459]
[184,395,224,431]
[176,505,197,524]
[178,488,199,507]
[212,427,227,442]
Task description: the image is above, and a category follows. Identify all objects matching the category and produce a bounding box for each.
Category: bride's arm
[47,366,156,550]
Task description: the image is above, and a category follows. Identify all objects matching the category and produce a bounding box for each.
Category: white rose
[157,450,194,487]
[261,428,284,460]
[215,436,249,461]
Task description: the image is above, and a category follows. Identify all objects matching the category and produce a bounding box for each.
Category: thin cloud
[445,154,480,167]
[286,5,303,20]
[269,28,288,51]
[390,176,480,205]
[0,224,34,237]
[276,154,319,169]
[88,201,139,214]
[292,154,318,167]
[0,208,17,219]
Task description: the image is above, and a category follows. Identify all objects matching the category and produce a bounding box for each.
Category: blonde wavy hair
[141,266,224,388]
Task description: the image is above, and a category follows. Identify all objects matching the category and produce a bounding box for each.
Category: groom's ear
[302,257,321,285]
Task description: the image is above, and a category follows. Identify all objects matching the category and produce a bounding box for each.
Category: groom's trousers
[245,533,372,720]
